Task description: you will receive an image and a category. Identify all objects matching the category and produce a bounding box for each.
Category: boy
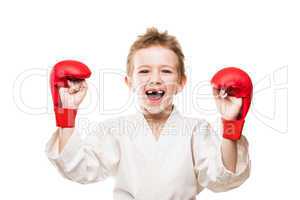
[46,28,251,200]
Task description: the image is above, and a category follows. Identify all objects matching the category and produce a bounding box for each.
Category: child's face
[125,46,186,115]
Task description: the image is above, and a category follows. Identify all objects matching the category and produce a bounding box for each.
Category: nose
[149,69,162,85]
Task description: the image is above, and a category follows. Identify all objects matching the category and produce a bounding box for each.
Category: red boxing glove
[50,60,91,127]
[211,67,253,140]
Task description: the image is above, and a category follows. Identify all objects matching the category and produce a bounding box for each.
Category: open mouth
[145,89,165,103]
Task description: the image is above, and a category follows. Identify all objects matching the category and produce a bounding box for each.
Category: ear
[125,75,132,89]
[176,75,187,94]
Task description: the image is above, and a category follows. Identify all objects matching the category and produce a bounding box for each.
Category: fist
[59,80,88,109]
[50,60,92,127]
[211,67,253,140]
[213,88,242,120]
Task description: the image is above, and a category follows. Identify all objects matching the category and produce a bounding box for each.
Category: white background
[1,0,298,199]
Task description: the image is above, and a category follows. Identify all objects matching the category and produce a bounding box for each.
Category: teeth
[147,90,154,94]
[145,90,165,95]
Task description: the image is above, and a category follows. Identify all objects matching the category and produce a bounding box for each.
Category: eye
[139,70,149,73]
[162,69,172,73]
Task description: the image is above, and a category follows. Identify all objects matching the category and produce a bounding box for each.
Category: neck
[142,104,174,123]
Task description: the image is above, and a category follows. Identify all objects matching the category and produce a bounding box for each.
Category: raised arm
[45,60,120,184]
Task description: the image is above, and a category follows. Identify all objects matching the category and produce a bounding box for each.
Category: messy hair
[126,27,185,82]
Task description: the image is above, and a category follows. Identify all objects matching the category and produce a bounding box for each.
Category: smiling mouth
[145,89,165,102]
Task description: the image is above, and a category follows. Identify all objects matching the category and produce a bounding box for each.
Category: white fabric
[45,106,250,200]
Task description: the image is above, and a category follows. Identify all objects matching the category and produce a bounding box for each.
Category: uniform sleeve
[192,119,250,192]
[45,121,120,184]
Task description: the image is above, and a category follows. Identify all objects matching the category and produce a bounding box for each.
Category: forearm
[55,128,75,153]
[221,138,237,173]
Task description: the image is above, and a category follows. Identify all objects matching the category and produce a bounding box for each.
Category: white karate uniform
[45,105,250,200]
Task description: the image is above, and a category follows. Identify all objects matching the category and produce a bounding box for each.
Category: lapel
[132,105,183,167]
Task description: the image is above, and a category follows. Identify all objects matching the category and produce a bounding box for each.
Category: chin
[144,101,176,115]
[143,104,167,115]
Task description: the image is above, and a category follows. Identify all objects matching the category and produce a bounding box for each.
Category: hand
[59,80,88,109]
[213,88,242,120]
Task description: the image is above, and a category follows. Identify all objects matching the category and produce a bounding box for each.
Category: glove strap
[222,118,245,140]
[54,107,77,128]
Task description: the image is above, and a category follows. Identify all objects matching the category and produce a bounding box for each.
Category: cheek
[166,84,178,94]
[132,76,148,94]
[132,72,149,83]
[162,74,179,91]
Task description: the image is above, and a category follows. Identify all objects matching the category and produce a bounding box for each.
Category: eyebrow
[161,65,175,69]
[137,65,175,69]
[137,65,151,69]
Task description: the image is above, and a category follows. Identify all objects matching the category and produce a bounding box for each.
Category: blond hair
[126,27,185,82]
